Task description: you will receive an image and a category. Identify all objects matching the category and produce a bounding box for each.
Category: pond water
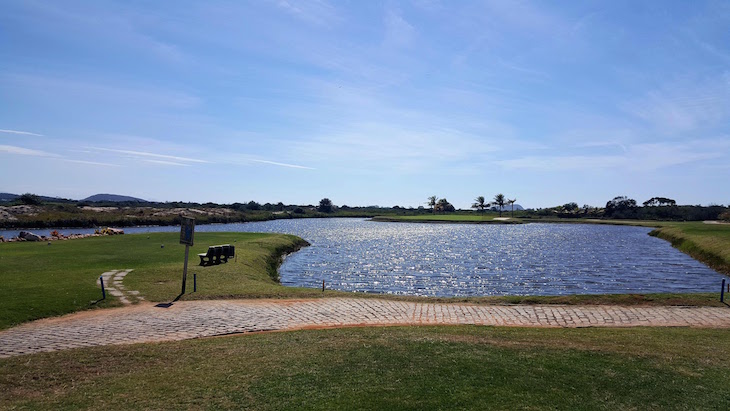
[1,219,726,296]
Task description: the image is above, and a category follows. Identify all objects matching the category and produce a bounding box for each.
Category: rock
[19,231,42,242]
[100,227,124,235]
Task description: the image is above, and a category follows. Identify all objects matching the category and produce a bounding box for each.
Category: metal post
[182,244,190,294]
[100,276,106,299]
[722,279,726,303]
[194,273,197,292]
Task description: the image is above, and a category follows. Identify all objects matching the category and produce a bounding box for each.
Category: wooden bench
[198,244,235,266]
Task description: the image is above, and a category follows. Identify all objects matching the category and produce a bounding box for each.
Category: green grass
[2,326,730,410]
[0,232,310,330]
[3,224,729,330]
[650,222,730,275]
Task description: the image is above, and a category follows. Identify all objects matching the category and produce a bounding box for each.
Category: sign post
[180,216,195,295]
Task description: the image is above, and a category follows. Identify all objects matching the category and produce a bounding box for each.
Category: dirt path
[1,298,729,358]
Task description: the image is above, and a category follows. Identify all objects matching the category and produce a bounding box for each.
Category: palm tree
[472,196,486,215]
[427,196,438,214]
[493,193,506,217]
[508,198,516,218]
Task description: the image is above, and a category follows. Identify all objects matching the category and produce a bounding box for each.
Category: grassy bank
[0,232,310,330]
[649,222,730,276]
[3,223,728,330]
[2,326,730,410]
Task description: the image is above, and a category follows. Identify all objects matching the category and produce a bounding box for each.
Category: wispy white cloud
[3,73,200,110]
[90,147,210,164]
[143,159,190,167]
[497,141,723,172]
[249,159,314,170]
[12,1,187,64]
[274,0,340,26]
[0,145,58,157]
[0,129,44,137]
[620,75,730,133]
[62,159,120,167]
[383,8,416,48]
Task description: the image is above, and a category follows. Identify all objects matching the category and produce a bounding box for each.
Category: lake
[3,218,726,296]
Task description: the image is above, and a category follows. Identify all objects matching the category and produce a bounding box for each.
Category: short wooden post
[100,276,106,299]
[322,280,325,292]
[722,279,726,303]
[194,273,197,292]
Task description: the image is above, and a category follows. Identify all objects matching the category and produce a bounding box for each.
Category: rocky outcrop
[3,227,125,243]
[19,231,42,241]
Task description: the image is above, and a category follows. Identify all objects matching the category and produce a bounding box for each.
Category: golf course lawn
[2,325,730,410]
[649,222,730,275]
[0,232,310,330]
[2,222,730,330]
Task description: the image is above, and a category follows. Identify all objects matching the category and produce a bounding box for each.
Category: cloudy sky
[1,0,729,209]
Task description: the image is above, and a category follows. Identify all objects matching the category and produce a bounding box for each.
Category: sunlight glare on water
[232,218,726,296]
[4,218,725,296]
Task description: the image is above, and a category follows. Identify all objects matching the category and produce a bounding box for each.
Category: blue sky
[1,0,729,209]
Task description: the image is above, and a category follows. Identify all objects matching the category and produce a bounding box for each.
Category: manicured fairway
[2,222,728,330]
[2,326,730,410]
[0,232,308,329]
[650,222,730,274]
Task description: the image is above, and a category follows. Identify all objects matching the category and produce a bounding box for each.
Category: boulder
[19,231,42,241]
[98,227,124,235]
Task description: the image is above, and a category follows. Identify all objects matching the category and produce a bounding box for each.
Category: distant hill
[0,193,73,203]
[0,193,19,202]
[82,194,148,203]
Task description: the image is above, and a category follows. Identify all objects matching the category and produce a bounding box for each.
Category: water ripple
[4,219,726,296]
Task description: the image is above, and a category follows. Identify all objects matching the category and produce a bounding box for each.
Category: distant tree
[427,196,438,214]
[605,196,638,218]
[275,202,285,211]
[563,202,579,212]
[719,211,730,222]
[293,207,305,214]
[493,194,506,217]
[318,198,334,213]
[19,193,42,206]
[246,201,261,211]
[435,198,455,213]
[472,196,487,214]
[508,198,517,218]
[643,197,677,207]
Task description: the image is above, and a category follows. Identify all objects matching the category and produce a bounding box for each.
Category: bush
[19,193,42,205]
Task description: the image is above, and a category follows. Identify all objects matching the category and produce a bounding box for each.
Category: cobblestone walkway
[1,298,729,358]
[98,269,145,305]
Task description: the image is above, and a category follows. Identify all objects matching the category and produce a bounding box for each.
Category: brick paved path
[1,298,729,358]
[98,269,145,305]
